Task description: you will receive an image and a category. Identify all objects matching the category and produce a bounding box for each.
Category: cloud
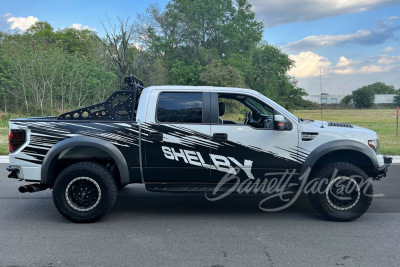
[288,51,331,78]
[7,15,39,31]
[331,56,359,75]
[380,46,395,53]
[289,52,400,79]
[336,56,353,67]
[359,65,387,73]
[71,23,96,31]
[290,53,400,95]
[0,13,12,31]
[375,55,400,65]
[250,0,400,27]
[284,30,372,52]
[284,18,400,52]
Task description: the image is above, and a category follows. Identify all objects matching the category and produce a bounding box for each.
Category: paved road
[1,163,399,267]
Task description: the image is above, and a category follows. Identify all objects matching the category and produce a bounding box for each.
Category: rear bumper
[6,165,20,178]
[6,164,42,182]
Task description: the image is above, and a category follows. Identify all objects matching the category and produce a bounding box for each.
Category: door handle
[148,132,163,142]
[212,133,227,142]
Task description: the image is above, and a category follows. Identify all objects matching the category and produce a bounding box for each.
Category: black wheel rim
[325,176,360,211]
[65,177,101,212]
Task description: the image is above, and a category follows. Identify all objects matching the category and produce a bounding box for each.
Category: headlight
[368,139,380,154]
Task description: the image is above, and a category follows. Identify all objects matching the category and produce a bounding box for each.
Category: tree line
[341,82,400,108]
[0,23,116,115]
[1,0,310,116]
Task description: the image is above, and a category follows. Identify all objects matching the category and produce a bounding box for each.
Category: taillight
[9,130,26,152]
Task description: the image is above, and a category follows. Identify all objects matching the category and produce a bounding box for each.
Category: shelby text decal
[161,146,255,179]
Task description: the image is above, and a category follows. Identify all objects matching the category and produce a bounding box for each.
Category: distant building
[302,94,344,104]
[302,94,396,104]
[374,94,396,104]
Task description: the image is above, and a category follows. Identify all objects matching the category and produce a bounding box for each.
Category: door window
[157,92,203,123]
[218,94,273,129]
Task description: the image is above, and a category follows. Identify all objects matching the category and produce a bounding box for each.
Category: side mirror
[274,115,288,130]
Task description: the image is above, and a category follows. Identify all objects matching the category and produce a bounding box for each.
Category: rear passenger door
[143,91,212,183]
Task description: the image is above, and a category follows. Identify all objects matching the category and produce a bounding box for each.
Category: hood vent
[300,119,315,124]
[327,121,354,128]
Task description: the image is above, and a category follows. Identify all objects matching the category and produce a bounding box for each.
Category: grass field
[292,109,400,155]
[1,109,399,155]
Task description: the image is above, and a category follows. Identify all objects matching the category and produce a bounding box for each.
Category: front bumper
[375,156,392,179]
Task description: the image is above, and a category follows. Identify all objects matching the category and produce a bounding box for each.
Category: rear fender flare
[41,136,129,186]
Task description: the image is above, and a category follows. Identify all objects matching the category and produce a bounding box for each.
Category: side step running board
[146,184,300,193]
[146,184,235,193]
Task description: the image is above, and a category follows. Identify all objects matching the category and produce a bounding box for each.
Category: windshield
[246,97,273,116]
[255,93,298,122]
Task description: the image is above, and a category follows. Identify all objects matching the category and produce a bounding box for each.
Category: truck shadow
[111,185,319,219]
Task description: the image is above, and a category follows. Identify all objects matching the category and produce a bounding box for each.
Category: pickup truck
[7,75,392,222]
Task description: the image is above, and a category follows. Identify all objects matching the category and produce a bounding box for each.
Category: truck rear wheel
[308,162,373,221]
[52,162,117,223]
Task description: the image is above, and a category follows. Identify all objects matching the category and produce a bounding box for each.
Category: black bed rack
[123,74,144,90]
[57,74,144,121]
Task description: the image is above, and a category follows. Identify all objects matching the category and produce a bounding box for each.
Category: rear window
[157,92,203,123]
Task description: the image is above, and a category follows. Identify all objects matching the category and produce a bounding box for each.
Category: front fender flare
[300,140,378,175]
[41,136,129,186]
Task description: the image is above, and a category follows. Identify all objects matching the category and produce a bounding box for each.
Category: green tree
[139,0,304,109]
[55,27,100,58]
[0,29,117,115]
[0,6,311,115]
[362,82,397,94]
[0,31,9,112]
[99,17,137,88]
[1,34,65,114]
[142,0,263,72]
[223,0,263,56]
[26,21,56,44]
[341,95,353,106]
[168,60,204,85]
[245,43,306,109]
[351,86,375,108]
[200,59,244,87]
[130,48,168,86]
[394,92,400,107]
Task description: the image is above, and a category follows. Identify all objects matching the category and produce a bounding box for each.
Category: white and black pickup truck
[7,76,392,222]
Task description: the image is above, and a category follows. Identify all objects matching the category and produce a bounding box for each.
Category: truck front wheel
[308,162,373,221]
[52,162,117,223]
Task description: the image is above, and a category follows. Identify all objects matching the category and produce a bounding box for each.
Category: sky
[1,0,400,95]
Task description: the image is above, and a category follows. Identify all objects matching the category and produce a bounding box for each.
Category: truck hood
[299,120,378,140]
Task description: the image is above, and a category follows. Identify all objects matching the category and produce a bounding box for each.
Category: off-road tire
[308,162,373,222]
[53,161,117,223]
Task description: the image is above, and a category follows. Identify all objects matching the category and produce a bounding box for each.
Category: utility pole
[396,106,399,137]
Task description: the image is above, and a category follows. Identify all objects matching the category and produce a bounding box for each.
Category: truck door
[143,90,212,183]
[209,92,301,183]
